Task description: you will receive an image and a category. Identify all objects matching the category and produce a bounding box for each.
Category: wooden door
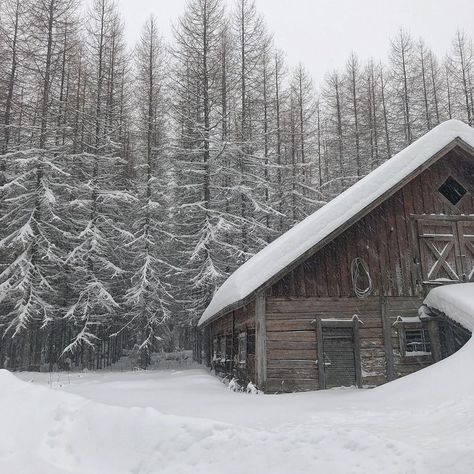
[416,217,474,284]
[322,326,356,388]
[457,220,474,282]
[417,219,462,283]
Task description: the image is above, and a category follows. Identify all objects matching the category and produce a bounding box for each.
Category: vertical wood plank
[427,319,442,362]
[381,297,395,381]
[315,317,325,390]
[255,293,267,389]
[353,317,362,388]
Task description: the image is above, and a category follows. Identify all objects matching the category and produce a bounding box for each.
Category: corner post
[353,316,362,388]
[315,316,325,390]
[427,319,442,362]
[255,293,267,390]
[381,297,396,381]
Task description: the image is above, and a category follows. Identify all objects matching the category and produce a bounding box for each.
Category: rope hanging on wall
[351,257,373,299]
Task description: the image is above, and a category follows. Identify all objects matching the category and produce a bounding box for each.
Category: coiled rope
[351,257,373,298]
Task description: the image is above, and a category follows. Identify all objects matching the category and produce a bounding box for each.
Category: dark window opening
[438,176,467,206]
[238,332,247,364]
[405,328,431,355]
[246,329,256,355]
[219,336,226,362]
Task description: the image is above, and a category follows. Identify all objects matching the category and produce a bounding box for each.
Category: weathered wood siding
[263,148,474,391]
[209,300,256,385]
[264,297,387,392]
[268,149,474,299]
[205,147,474,392]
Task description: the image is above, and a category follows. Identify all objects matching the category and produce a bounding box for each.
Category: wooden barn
[197,119,474,393]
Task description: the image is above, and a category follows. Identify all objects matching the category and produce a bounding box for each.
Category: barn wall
[264,295,433,392]
[262,149,474,391]
[268,149,474,300]
[202,147,474,392]
[207,301,256,386]
[264,297,385,392]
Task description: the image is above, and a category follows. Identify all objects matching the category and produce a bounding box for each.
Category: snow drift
[2,283,474,474]
[2,336,474,474]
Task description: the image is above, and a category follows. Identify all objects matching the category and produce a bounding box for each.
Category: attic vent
[438,176,467,206]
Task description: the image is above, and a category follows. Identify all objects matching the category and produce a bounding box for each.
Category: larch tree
[171,0,230,321]
[0,0,79,365]
[125,16,173,367]
[63,0,133,354]
[447,31,473,125]
[389,29,416,146]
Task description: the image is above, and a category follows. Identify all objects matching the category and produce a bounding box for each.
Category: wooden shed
[197,120,474,392]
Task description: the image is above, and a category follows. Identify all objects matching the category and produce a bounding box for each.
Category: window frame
[403,327,431,356]
[397,320,433,362]
[437,174,470,210]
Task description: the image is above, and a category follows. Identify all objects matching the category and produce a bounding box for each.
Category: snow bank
[424,282,474,331]
[0,369,427,474]
[4,364,474,474]
[199,119,474,326]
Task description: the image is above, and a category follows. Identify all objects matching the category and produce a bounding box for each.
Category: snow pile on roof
[199,119,474,326]
[424,283,474,332]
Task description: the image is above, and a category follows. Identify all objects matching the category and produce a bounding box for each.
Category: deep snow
[2,341,474,474]
[424,282,474,331]
[200,119,474,325]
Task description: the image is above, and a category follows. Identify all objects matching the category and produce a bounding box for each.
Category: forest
[0,0,473,369]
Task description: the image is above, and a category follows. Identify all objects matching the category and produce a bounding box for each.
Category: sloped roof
[199,119,474,327]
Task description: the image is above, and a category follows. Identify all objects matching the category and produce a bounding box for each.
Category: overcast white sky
[117,0,474,86]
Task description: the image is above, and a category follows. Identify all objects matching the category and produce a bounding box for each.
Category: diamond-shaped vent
[438,176,467,206]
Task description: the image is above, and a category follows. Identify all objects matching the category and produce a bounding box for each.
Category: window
[218,336,226,362]
[247,329,256,355]
[438,176,467,206]
[212,336,227,362]
[212,337,218,361]
[238,333,247,364]
[404,328,431,356]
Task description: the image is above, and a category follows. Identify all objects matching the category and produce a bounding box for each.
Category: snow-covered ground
[2,340,474,474]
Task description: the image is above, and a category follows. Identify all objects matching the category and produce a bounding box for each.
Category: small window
[247,329,256,355]
[438,176,467,206]
[404,328,431,356]
[238,333,247,364]
[212,337,218,361]
[218,336,226,362]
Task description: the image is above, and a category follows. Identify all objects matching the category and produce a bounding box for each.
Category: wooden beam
[255,293,267,389]
[427,319,442,362]
[381,297,396,381]
[315,317,325,390]
[353,317,362,388]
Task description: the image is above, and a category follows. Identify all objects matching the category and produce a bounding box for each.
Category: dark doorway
[322,326,357,388]
[315,318,362,390]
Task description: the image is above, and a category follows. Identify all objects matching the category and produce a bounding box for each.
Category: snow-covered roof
[424,283,474,332]
[199,120,474,327]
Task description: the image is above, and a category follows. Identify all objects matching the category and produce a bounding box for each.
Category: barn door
[457,221,474,282]
[416,218,474,284]
[417,219,462,283]
[321,326,356,389]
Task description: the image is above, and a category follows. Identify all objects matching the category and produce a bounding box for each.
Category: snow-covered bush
[246,381,261,395]
[228,377,241,392]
